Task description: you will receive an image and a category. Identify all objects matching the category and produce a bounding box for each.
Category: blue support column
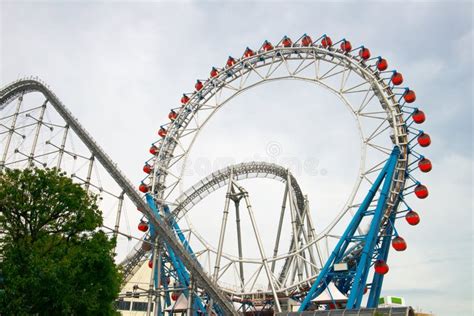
[367,208,397,307]
[163,206,196,257]
[298,146,400,311]
[145,195,208,315]
[346,147,399,308]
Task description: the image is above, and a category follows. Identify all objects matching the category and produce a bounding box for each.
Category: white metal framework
[1,34,430,314]
[140,36,410,311]
[0,78,237,315]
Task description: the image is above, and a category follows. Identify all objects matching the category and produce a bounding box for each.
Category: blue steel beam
[298,146,400,311]
[346,147,399,308]
[146,194,207,315]
[367,208,397,307]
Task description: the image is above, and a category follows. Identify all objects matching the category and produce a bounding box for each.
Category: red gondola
[301,35,313,47]
[412,109,425,124]
[414,184,429,199]
[321,36,332,48]
[139,183,149,193]
[143,164,152,174]
[227,56,236,67]
[138,221,149,232]
[282,36,292,47]
[359,47,371,60]
[377,58,388,71]
[417,132,431,147]
[244,47,255,58]
[404,90,416,103]
[374,259,389,275]
[195,80,203,91]
[168,110,177,121]
[180,94,189,104]
[158,127,167,138]
[391,72,403,85]
[171,292,180,301]
[262,40,273,51]
[418,158,432,173]
[405,210,420,225]
[392,236,407,251]
[210,67,218,78]
[149,145,158,155]
[340,40,352,53]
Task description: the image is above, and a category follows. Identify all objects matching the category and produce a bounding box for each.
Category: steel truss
[137,35,430,313]
[0,79,236,315]
[298,146,401,310]
[126,162,321,314]
[1,33,432,315]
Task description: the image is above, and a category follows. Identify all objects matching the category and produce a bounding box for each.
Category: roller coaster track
[121,161,307,283]
[0,78,237,315]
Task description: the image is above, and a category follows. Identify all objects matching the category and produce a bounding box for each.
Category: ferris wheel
[137,33,432,314]
[0,33,432,315]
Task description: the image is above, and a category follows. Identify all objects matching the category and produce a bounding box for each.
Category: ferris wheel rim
[148,44,408,241]
[153,47,408,189]
[141,41,411,301]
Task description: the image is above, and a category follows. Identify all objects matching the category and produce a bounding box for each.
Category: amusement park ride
[0,34,431,315]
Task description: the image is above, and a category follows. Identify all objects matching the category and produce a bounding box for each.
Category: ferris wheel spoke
[291,54,313,76]
[178,127,199,139]
[293,58,316,80]
[303,198,324,268]
[357,89,377,112]
[366,142,392,155]
[220,79,240,93]
[339,66,352,92]
[267,59,287,79]
[245,62,266,82]
[237,68,254,90]
[359,110,388,116]
[363,158,388,176]
[318,60,344,81]
[264,54,280,79]
[365,120,390,142]
[359,112,388,120]
[313,54,322,80]
[342,84,373,95]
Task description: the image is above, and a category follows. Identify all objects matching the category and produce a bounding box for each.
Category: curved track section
[173,161,305,219]
[121,161,309,287]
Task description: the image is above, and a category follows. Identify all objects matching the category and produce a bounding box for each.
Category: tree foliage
[0,168,121,315]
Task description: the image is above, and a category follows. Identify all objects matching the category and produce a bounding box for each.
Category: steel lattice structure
[0,34,432,315]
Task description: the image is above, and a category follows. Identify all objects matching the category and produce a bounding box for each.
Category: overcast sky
[1,1,472,315]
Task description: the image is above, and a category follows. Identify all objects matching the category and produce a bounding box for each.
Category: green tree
[0,168,121,315]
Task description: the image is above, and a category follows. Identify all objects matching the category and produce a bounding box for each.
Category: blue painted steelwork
[162,205,226,315]
[298,146,401,311]
[367,207,397,307]
[163,206,195,257]
[145,194,208,315]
